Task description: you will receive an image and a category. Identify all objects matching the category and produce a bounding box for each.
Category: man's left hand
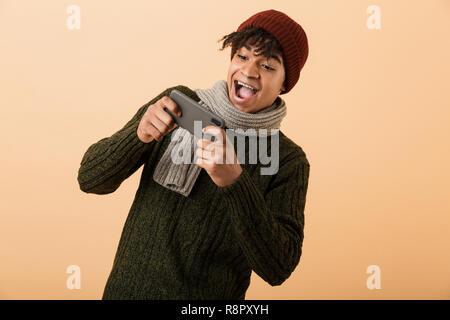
[195,126,242,187]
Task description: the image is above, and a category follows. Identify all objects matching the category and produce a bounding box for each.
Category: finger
[202,125,225,137]
[149,115,170,134]
[168,121,178,132]
[160,96,182,118]
[196,147,213,160]
[156,107,178,129]
[137,125,153,141]
[196,138,214,150]
[203,126,226,144]
[146,121,163,141]
[195,156,204,168]
[195,155,213,167]
[157,110,178,133]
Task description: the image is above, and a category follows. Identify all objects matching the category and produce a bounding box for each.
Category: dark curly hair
[217,27,286,93]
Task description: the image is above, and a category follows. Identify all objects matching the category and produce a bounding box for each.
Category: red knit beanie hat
[233,9,309,94]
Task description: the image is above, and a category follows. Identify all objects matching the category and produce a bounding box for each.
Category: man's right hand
[137,96,182,143]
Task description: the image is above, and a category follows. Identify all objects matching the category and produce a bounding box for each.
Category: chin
[232,103,247,112]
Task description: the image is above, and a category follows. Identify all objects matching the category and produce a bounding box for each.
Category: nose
[240,60,259,79]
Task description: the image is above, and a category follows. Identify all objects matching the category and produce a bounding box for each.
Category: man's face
[227,41,286,114]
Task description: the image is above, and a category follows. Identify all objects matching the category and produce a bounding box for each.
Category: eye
[262,64,275,71]
[237,54,275,71]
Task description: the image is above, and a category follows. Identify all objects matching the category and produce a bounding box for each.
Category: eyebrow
[242,44,282,65]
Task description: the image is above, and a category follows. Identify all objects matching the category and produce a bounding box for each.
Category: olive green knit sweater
[77,85,310,300]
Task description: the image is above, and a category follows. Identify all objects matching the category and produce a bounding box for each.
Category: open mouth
[234,80,259,100]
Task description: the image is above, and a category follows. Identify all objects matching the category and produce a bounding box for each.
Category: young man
[77,9,310,300]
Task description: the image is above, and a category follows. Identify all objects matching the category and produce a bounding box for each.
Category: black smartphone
[165,89,226,141]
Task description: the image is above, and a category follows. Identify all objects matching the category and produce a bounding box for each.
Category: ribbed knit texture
[77,85,310,300]
[152,79,286,197]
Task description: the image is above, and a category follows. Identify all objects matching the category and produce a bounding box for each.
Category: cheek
[229,58,241,71]
[265,75,284,92]
[229,63,239,74]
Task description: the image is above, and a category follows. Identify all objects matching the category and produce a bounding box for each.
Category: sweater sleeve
[77,87,174,194]
[216,152,310,286]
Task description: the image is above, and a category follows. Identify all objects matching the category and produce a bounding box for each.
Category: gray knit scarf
[152,79,286,197]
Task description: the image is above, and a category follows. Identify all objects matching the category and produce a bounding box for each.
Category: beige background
[0,0,449,299]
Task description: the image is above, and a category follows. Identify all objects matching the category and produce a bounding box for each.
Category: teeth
[237,81,257,92]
